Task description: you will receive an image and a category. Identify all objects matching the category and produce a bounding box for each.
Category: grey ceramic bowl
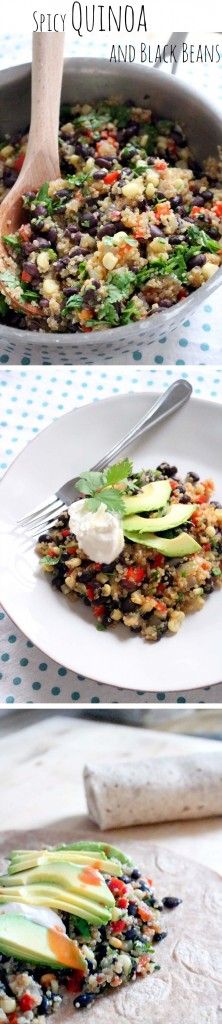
[0,57,221,363]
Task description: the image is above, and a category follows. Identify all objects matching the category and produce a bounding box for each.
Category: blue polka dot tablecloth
[0,364,222,705]
[0,33,222,366]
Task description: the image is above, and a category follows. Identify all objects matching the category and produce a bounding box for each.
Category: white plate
[0,391,221,692]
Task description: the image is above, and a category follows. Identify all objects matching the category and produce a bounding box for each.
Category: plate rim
[0,388,221,693]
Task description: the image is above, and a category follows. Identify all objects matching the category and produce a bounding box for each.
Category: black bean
[163,896,182,909]
[210,500,222,509]
[125,926,139,940]
[63,287,78,297]
[97,222,117,238]
[187,253,206,269]
[64,227,81,240]
[38,533,49,542]
[203,580,214,594]
[55,188,71,198]
[74,993,94,1008]
[34,237,52,250]
[75,142,91,158]
[153,931,168,943]
[201,189,213,202]
[95,942,107,963]
[3,167,17,188]
[128,901,138,917]
[170,235,184,245]
[179,494,191,504]
[47,226,58,244]
[149,225,164,239]
[81,212,99,228]
[93,169,107,180]
[207,226,220,240]
[34,204,47,216]
[22,242,33,255]
[84,288,98,308]
[190,195,204,207]
[131,868,141,880]
[158,298,173,308]
[39,298,49,308]
[22,261,39,278]
[186,471,199,482]
[156,462,178,476]
[95,156,114,169]
[171,195,181,209]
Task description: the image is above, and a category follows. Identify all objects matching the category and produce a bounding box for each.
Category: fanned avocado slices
[122,503,195,534]
[123,479,171,516]
[124,530,201,557]
[0,861,115,908]
[0,886,112,925]
[8,850,122,877]
[0,914,87,970]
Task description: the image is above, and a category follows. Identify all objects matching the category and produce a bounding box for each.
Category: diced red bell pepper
[86,584,95,601]
[124,566,145,584]
[108,877,127,897]
[92,604,105,619]
[13,151,25,172]
[8,1015,19,1024]
[61,529,70,538]
[212,201,222,217]
[191,205,207,218]
[170,479,178,490]
[18,223,31,241]
[67,545,77,556]
[153,554,165,568]
[154,158,168,171]
[21,270,32,283]
[110,919,127,934]
[19,995,36,1012]
[104,170,121,185]
[155,599,167,615]
[155,201,171,218]
[118,896,128,909]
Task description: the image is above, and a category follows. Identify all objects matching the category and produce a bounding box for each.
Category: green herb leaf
[62,293,83,316]
[21,286,38,302]
[3,234,21,251]
[41,555,60,567]
[76,471,105,496]
[0,269,20,288]
[71,917,91,940]
[77,261,88,283]
[36,182,50,204]
[105,459,133,486]
[186,225,219,253]
[121,300,142,324]
[98,301,120,326]
[109,268,136,298]
[85,489,125,516]
[67,171,90,188]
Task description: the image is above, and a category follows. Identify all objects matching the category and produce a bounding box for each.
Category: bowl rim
[0,56,222,349]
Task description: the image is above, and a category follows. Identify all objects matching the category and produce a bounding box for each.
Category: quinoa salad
[0,99,222,333]
[35,460,222,643]
[0,842,180,1016]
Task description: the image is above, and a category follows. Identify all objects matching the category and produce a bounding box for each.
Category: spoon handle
[21,33,65,188]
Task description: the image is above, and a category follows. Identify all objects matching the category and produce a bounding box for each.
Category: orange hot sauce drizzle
[48,930,85,971]
[79,866,102,886]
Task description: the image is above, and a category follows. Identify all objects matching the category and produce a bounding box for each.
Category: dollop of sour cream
[0,903,65,933]
[69,500,124,565]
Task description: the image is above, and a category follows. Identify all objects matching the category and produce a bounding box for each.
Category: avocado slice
[123,480,171,517]
[123,503,195,535]
[124,529,201,557]
[9,842,133,869]
[0,914,86,971]
[0,886,112,925]
[8,851,122,878]
[0,863,114,909]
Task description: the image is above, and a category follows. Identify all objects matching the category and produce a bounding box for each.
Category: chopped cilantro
[62,294,83,316]
[3,234,21,251]
[186,225,219,253]
[109,269,136,298]
[85,489,125,516]
[76,459,132,516]
[76,471,105,495]
[67,171,90,188]
[77,261,88,283]
[146,125,159,155]
[98,301,120,327]
[121,300,141,324]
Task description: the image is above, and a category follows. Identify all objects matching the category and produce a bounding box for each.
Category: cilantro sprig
[76,459,133,515]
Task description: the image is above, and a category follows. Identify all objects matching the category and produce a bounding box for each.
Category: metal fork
[17,379,192,539]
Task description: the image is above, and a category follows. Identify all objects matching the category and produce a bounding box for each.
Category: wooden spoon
[0,32,64,317]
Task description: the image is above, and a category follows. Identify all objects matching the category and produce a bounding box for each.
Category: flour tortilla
[84,753,222,829]
[0,824,221,1024]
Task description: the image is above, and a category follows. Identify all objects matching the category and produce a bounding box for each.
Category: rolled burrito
[84,753,222,830]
